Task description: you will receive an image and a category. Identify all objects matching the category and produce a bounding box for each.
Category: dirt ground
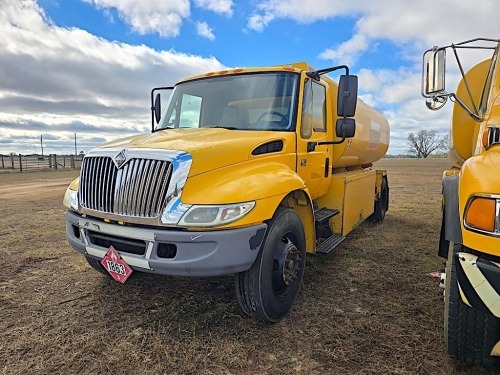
[0,160,498,374]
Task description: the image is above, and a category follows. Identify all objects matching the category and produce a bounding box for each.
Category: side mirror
[336,118,356,138]
[337,75,358,117]
[154,93,161,124]
[426,95,448,111]
[423,49,446,95]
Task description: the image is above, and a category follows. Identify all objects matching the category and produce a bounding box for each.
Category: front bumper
[456,252,500,318]
[66,210,266,277]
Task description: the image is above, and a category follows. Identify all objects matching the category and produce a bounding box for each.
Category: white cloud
[248,0,498,67]
[319,34,367,67]
[83,0,190,37]
[247,13,275,32]
[0,0,225,154]
[194,0,233,17]
[83,0,234,38]
[196,21,215,40]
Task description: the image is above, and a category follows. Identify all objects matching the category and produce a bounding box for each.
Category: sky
[0,0,498,155]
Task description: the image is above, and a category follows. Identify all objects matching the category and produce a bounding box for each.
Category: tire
[368,176,388,223]
[444,242,500,367]
[235,207,306,322]
[85,255,111,277]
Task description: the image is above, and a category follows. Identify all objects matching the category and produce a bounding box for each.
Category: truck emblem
[113,149,128,169]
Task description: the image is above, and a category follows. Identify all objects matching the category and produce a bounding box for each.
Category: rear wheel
[444,243,500,366]
[368,176,388,223]
[235,207,306,322]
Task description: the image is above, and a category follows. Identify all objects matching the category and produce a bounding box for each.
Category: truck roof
[178,61,317,84]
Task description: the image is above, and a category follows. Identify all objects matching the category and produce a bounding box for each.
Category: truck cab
[422,38,500,366]
[64,62,390,322]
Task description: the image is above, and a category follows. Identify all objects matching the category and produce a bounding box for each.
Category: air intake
[252,140,284,155]
[485,126,500,149]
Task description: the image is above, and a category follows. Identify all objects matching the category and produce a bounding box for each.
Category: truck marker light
[465,197,495,232]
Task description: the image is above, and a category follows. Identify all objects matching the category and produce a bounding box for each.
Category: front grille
[79,156,172,217]
[87,231,146,255]
[486,126,500,149]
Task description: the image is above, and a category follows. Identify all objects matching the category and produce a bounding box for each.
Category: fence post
[71,155,76,169]
[11,154,14,171]
[18,154,23,173]
[48,155,52,168]
[1,155,4,169]
[53,154,58,169]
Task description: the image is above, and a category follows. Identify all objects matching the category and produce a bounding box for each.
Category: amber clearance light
[464,196,498,233]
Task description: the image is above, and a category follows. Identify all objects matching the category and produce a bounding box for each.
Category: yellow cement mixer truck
[422,38,500,366]
[64,62,390,322]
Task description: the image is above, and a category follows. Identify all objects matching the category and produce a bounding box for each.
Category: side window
[179,94,202,128]
[301,79,326,138]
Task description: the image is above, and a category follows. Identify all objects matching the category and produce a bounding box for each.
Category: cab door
[296,77,333,200]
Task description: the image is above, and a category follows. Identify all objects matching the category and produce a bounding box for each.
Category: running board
[315,234,345,255]
[314,208,339,223]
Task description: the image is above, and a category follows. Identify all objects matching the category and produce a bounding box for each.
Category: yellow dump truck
[422,38,500,366]
[64,62,390,322]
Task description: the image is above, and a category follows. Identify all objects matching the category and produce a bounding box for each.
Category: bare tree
[407,130,448,158]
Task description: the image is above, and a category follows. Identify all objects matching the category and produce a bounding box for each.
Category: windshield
[156,72,299,131]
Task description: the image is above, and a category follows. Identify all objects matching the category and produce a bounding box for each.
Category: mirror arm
[450,93,483,122]
[306,65,349,81]
[452,45,479,114]
[150,89,156,133]
[150,86,174,133]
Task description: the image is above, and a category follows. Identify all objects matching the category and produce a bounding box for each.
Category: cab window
[301,79,326,138]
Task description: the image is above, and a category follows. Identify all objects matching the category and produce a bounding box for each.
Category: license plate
[101,246,133,284]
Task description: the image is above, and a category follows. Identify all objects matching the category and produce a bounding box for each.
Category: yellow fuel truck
[422,38,500,366]
[64,61,390,322]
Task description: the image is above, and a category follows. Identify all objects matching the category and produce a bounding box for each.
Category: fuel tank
[330,91,390,168]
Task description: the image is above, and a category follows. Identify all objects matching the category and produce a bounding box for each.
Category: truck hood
[99,128,289,176]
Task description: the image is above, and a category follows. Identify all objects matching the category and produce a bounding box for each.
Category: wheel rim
[272,235,301,297]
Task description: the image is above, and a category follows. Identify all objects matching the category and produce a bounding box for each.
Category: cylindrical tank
[330,95,390,168]
[449,59,490,165]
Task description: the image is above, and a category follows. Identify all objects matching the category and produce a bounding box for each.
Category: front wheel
[444,243,499,366]
[235,207,306,322]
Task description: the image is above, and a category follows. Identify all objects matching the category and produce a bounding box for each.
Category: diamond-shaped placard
[101,246,133,284]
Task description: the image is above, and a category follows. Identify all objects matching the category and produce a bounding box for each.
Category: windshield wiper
[210,126,237,130]
[156,126,174,131]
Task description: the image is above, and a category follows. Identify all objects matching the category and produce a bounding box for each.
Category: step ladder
[313,207,345,255]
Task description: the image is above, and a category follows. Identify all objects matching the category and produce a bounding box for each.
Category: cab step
[315,234,345,255]
[314,208,339,223]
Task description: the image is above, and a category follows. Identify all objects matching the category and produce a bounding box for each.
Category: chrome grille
[79,156,172,217]
[486,126,500,149]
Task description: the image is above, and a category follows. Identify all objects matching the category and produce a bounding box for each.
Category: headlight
[63,188,78,211]
[178,201,255,227]
[464,195,500,235]
[63,188,79,211]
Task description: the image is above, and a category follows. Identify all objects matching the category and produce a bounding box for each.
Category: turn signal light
[465,197,496,232]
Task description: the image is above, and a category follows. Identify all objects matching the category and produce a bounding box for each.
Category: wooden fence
[0,154,83,172]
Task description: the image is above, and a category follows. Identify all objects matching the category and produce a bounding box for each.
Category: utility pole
[40,135,44,157]
[74,133,77,156]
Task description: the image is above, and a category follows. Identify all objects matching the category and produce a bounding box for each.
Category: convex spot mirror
[426,95,448,111]
[423,49,446,95]
[336,118,356,138]
[337,75,358,117]
[154,93,161,124]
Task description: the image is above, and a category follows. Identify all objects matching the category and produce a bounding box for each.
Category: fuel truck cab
[422,38,500,366]
[64,62,390,322]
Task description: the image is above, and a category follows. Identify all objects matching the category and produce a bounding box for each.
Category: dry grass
[0,160,498,374]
